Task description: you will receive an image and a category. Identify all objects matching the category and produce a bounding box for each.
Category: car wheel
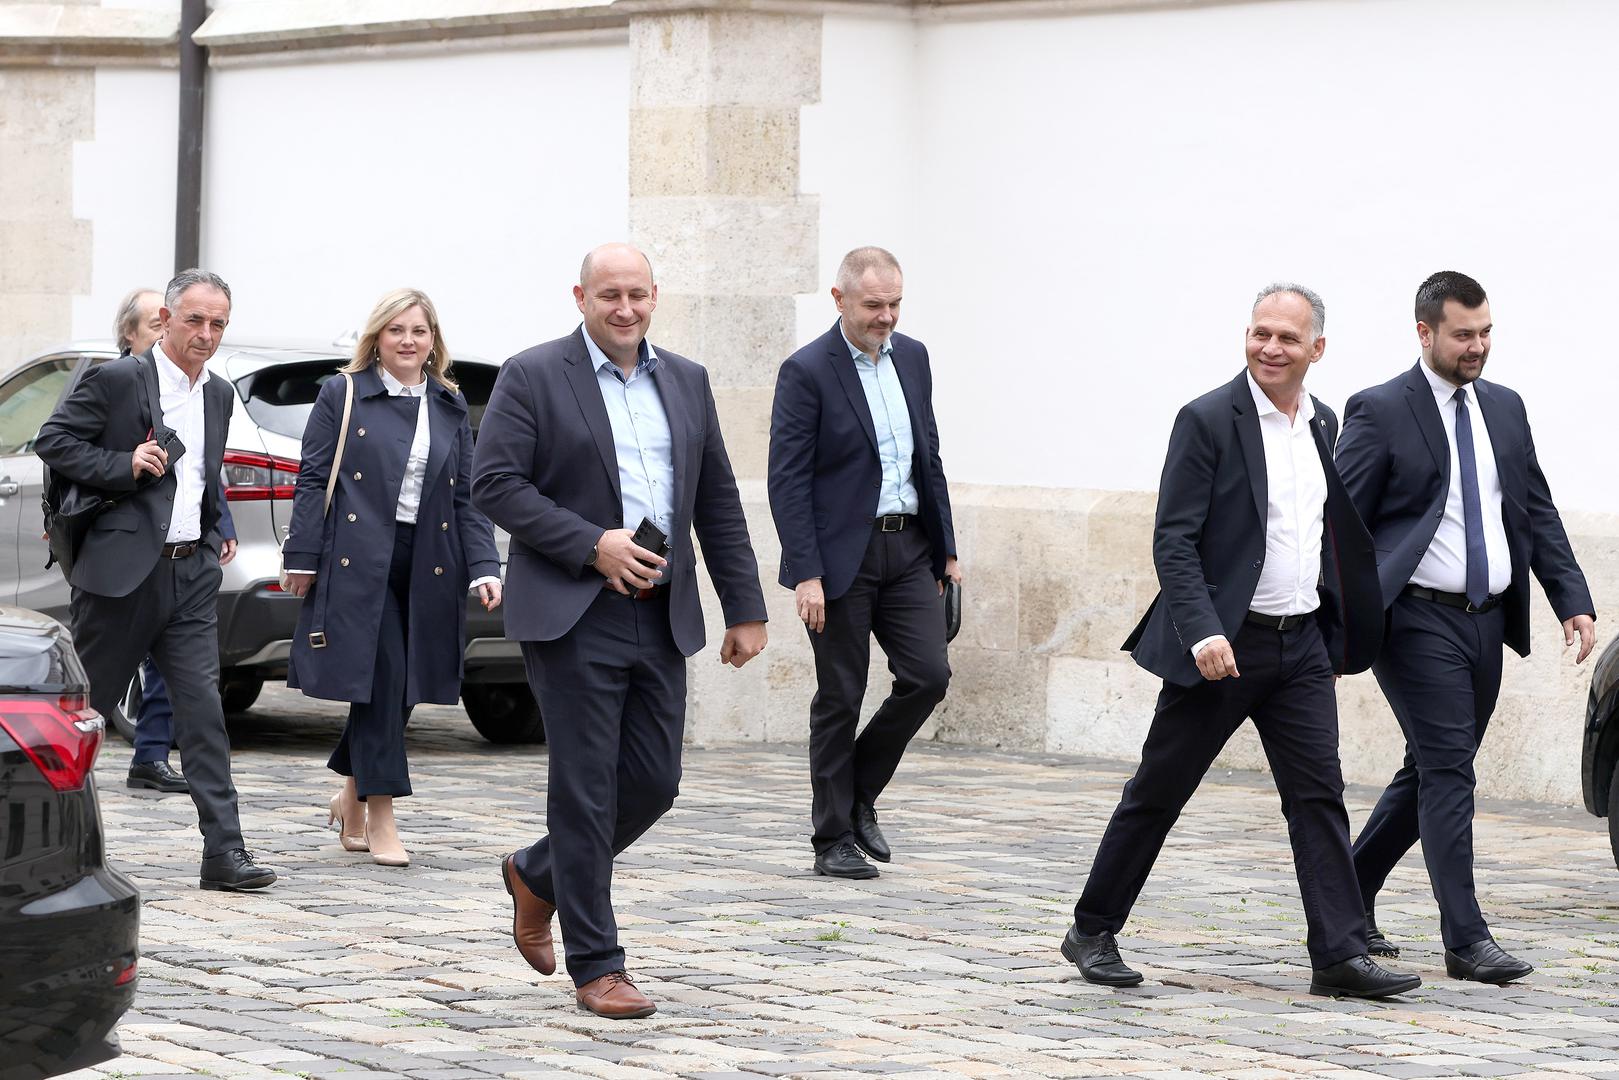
[220,672,264,714]
[462,682,546,744]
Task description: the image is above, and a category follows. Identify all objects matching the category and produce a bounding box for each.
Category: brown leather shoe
[576,971,656,1019]
[502,854,556,976]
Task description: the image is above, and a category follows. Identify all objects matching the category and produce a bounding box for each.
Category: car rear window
[240,361,498,440]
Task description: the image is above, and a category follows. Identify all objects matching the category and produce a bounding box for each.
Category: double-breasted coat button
[434,566,444,576]
[340,557,350,567]
[347,513,357,522]
[353,471,362,480]
[441,521,448,531]
[449,477,455,486]
[356,427,366,437]
[1251,560,1262,569]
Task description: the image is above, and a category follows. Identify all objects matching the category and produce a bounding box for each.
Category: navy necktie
[1452,388,1489,607]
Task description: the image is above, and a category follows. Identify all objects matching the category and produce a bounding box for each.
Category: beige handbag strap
[322,373,353,517]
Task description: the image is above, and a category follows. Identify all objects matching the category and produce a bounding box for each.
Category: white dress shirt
[154,340,210,544]
[1409,360,1512,596]
[1191,375,1327,658]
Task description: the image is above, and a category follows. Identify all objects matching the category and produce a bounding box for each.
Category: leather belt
[633,585,669,602]
[161,541,199,560]
[1245,610,1310,632]
[876,514,915,533]
[1403,584,1502,613]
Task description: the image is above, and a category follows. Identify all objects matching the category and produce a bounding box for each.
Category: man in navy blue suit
[767,246,960,880]
[1340,271,1597,984]
[473,243,767,1019]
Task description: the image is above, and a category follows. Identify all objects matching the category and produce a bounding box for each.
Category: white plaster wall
[203,42,629,360]
[70,67,178,342]
[809,0,1619,514]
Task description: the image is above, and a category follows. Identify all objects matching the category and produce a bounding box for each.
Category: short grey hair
[165,268,232,310]
[1252,281,1325,338]
[113,287,159,353]
[835,246,902,293]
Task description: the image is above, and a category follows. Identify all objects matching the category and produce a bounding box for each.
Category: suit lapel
[202,376,227,523]
[562,331,623,507]
[827,328,878,452]
[137,350,164,435]
[1470,379,1522,506]
[1402,362,1449,477]
[650,359,689,503]
[1229,374,1267,529]
[891,342,925,467]
[421,382,463,490]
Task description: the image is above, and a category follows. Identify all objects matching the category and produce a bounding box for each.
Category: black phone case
[631,517,669,556]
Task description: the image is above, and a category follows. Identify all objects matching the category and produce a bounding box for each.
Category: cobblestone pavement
[64,686,1619,1080]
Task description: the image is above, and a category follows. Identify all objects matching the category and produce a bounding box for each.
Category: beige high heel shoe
[364,796,410,867]
[327,793,369,852]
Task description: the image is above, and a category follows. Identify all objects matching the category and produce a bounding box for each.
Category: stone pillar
[0,67,93,370]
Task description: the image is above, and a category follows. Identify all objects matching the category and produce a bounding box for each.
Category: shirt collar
[155,339,210,392]
[1245,371,1315,423]
[377,365,427,397]
[582,324,658,376]
[841,328,894,364]
[1419,357,1467,401]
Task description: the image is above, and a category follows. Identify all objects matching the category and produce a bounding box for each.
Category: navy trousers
[1351,592,1506,949]
[1074,618,1368,968]
[806,523,951,853]
[513,588,685,988]
[328,523,415,799]
[132,656,174,766]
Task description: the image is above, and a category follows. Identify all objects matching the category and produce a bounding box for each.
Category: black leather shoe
[1365,910,1399,958]
[1060,925,1143,987]
[128,760,189,793]
[1309,954,1421,999]
[851,803,891,863]
[1446,938,1533,984]
[199,848,277,891]
[814,840,879,879]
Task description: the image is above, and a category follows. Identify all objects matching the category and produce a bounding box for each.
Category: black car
[0,607,140,1079]
[1581,636,1619,868]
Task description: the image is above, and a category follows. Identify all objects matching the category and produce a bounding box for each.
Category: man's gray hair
[1252,281,1325,338]
[113,286,159,353]
[835,246,902,293]
[165,268,232,310]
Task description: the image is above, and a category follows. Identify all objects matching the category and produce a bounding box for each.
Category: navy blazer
[1334,362,1594,658]
[471,330,767,655]
[766,322,956,600]
[283,367,500,705]
[1123,372,1384,688]
[35,349,231,598]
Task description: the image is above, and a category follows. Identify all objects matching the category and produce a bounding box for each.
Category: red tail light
[223,450,299,501]
[114,958,138,986]
[0,696,104,791]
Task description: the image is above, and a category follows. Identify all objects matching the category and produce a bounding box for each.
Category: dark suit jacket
[284,368,501,705]
[471,329,767,655]
[766,322,956,600]
[35,349,231,598]
[1123,371,1384,688]
[1334,362,1594,657]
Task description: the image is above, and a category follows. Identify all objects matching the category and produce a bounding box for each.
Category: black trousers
[513,588,685,987]
[70,547,243,857]
[1351,592,1506,949]
[1074,618,1367,967]
[807,523,950,853]
[328,523,415,799]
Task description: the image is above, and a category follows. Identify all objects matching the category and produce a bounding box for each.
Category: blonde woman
[282,289,501,866]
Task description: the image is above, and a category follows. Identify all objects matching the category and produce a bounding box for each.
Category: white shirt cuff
[1190,635,1225,658]
[469,575,500,591]
[285,569,316,575]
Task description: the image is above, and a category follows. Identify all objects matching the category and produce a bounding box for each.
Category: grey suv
[0,340,543,744]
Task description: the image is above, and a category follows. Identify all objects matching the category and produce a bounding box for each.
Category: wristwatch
[585,543,598,569]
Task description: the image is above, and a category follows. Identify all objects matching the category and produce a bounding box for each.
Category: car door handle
[0,480,18,497]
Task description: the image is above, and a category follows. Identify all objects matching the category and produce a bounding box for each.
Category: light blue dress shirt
[842,331,919,516]
[583,327,676,542]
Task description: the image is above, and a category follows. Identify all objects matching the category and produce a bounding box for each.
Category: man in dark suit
[473,242,768,1019]
[35,269,273,891]
[767,246,959,880]
[1341,271,1597,983]
[1063,284,1417,999]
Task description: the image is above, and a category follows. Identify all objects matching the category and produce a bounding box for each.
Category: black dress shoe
[199,848,277,891]
[1309,954,1421,999]
[1445,938,1533,984]
[1365,910,1399,958]
[814,840,879,879]
[1060,925,1143,987]
[851,803,891,863]
[128,759,189,793]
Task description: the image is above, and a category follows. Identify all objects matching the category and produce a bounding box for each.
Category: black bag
[42,467,112,579]
[943,579,961,644]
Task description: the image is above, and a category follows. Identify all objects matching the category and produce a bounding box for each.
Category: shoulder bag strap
[322,373,353,518]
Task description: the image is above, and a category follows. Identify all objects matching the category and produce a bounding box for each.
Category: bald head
[579,243,655,289]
